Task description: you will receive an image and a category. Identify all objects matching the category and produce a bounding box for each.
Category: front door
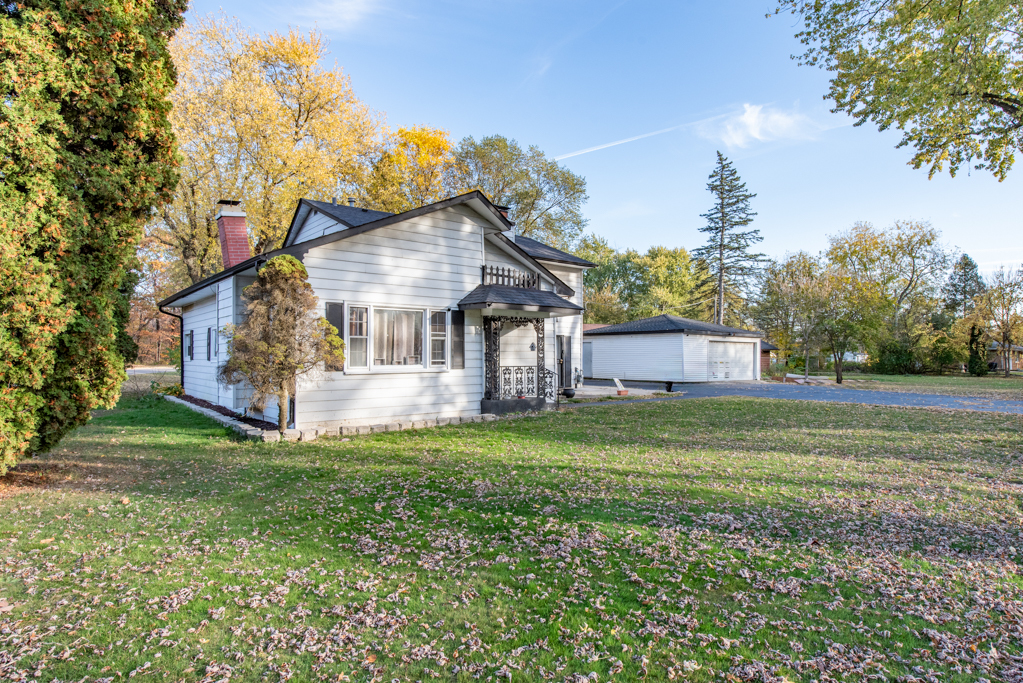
[557,335,573,388]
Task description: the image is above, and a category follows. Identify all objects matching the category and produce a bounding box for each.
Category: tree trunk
[804,347,810,380]
[277,389,289,432]
[833,350,843,384]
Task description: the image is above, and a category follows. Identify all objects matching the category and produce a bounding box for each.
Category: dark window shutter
[207,327,212,361]
[451,310,465,370]
[325,302,345,371]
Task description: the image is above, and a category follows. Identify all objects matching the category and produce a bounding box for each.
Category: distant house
[988,342,1023,371]
[158,192,594,427]
[582,314,763,382]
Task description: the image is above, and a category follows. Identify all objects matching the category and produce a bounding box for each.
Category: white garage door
[708,341,754,381]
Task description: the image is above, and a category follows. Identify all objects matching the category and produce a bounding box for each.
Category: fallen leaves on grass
[0,397,1021,682]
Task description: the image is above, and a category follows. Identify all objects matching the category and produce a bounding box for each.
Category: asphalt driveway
[580,379,1023,415]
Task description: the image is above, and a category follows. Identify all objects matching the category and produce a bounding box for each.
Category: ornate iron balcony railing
[482,265,539,289]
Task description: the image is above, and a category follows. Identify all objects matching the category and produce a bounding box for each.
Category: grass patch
[831,373,1023,400]
[1,395,1021,681]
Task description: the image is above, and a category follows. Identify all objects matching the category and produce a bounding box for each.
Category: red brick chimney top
[216,200,251,269]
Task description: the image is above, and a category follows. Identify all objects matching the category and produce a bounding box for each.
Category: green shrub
[870,341,917,375]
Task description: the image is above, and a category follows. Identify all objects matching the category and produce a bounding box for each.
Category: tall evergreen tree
[942,254,987,319]
[694,152,765,325]
[1,0,186,471]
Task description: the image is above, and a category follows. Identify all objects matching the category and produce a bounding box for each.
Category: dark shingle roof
[305,200,393,227]
[583,314,761,338]
[458,285,582,312]
[514,235,595,267]
[760,341,779,351]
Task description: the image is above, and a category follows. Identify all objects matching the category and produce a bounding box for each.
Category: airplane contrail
[553,124,689,161]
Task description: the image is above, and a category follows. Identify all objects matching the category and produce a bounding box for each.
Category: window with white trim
[374,308,423,366]
[348,306,368,368]
[430,311,446,367]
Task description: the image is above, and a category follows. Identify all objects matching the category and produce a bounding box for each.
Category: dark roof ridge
[583,313,762,338]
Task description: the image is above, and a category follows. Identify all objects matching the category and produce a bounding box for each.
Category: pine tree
[942,254,986,319]
[694,152,765,325]
[218,256,345,432]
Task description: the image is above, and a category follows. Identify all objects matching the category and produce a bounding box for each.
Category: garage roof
[583,314,762,338]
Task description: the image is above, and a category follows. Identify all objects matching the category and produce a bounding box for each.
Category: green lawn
[2,395,1022,682]
[835,373,1023,400]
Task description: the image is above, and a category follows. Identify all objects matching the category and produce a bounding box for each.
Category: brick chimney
[216,200,251,269]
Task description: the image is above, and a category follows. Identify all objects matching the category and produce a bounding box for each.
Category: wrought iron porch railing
[482,265,539,289]
[544,368,557,404]
[499,366,559,404]
[500,366,536,398]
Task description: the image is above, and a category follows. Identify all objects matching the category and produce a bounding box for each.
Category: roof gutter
[158,304,184,389]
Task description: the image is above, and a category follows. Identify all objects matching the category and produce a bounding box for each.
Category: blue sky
[188,0,1022,274]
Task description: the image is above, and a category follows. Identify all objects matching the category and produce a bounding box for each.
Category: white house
[158,192,594,428]
[582,314,763,384]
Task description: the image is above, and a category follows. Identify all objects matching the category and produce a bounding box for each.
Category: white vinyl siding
[546,264,585,386]
[587,334,685,382]
[586,332,760,383]
[181,294,220,403]
[292,207,488,427]
[484,239,524,270]
[682,335,709,382]
[291,210,346,245]
[500,324,538,368]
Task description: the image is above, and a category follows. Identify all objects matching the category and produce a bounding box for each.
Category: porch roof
[458,284,583,316]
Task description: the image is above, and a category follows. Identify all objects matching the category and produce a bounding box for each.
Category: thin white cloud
[698,103,819,148]
[553,104,845,163]
[288,0,385,31]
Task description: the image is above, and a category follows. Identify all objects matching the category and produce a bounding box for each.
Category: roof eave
[585,329,762,338]
[458,302,582,316]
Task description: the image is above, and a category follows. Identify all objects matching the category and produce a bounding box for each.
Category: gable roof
[514,235,595,267]
[583,314,762,338]
[159,191,571,308]
[303,201,393,228]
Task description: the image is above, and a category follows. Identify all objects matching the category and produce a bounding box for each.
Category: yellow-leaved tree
[362,126,454,213]
[151,15,385,283]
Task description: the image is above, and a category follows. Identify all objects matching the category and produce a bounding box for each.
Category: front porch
[481,316,557,415]
[459,265,583,415]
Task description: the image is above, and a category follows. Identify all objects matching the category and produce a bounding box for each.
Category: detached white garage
[583,314,762,383]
